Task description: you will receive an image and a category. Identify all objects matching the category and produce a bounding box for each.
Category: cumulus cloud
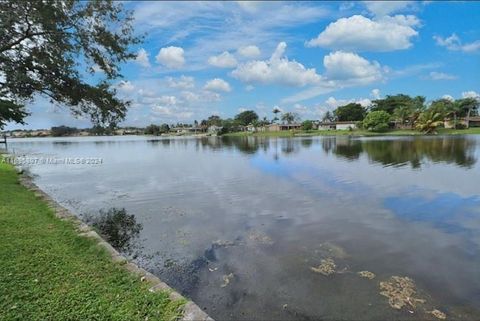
[204,78,232,92]
[208,51,238,68]
[371,88,381,99]
[306,15,420,52]
[324,51,383,84]
[442,94,454,102]
[363,1,414,16]
[426,71,457,80]
[434,34,480,53]
[166,75,195,89]
[135,48,151,67]
[238,45,261,58]
[231,42,321,86]
[462,91,480,100]
[156,46,185,68]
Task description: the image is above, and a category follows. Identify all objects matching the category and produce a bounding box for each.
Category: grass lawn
[0,161,184,321]
[223,127,480,138]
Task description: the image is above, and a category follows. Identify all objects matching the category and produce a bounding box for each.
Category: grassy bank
[223,127,480,138]
[0,161,184,321]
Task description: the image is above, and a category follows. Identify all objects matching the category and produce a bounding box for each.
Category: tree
[0,99,29,129]
[0,1,141,128]
[322,111,335,122]
[234,110,258,126]
[363,111,391,132]
[302,120,313,130]
[457,97,479,128]
[272,107,281,123]
[205,115,222,127]
[415,110,444,134]
[51,125,78,137]
[145,124,160,135]
[392,105,414,127]
[371,95,425,115]
[334,103,366,121]
[281,112,300,124]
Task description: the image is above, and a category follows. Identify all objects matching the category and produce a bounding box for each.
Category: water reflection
[8,135,480,321]
[322,136,477,168]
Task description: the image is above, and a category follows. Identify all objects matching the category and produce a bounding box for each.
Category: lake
[8,135,480,320]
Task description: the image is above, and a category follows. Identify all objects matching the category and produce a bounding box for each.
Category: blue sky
[8,1,480,130]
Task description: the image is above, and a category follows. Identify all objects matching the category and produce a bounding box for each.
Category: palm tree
[272,107,281,123]
[458,97,479,128]
[415,110,444,134]
[281,112,299,124]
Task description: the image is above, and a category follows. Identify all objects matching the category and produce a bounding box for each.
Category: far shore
[223,127,480,138]
[3,127,480,140]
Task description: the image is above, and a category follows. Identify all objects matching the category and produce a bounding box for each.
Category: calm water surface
[8,135,480,320]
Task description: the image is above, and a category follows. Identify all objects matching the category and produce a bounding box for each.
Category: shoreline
[0,157,213,321]
[222,127,480,138]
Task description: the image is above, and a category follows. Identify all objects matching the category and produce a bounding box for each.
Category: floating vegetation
[357,271,376,279]
[212,239,237,248]
[430,309,447,319]
[247,231,274,245]
[83,208,142,254]
[316,242,348,259]
[221,273,234,288]
[310,258,336,276]
[379,276,426,310]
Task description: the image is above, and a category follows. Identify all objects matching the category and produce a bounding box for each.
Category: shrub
[363,111,391,132]
[302,120,313,130]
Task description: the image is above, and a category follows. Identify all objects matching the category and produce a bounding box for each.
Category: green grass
[223,127,480,138]
[0,161,184,321]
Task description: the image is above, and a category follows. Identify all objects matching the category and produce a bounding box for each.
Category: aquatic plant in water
[379,276,426,310]
[310,258,336,276]
[357,271,376,279]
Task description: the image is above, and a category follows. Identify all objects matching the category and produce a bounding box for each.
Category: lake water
[8,135,480,320]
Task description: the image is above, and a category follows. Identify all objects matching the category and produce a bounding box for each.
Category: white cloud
[363,1,414,16]
[204,78,232,92]
[231,42,321,86]
[151,106,193,120]
[442,95,454,102]
[156,46,185,68]
[325,96,371,108]
[324,51,383,84]
[117,81,135,93]
[135,48,151,67]
[166,75,195,89]
[281,51,384,104]
[245,85,255,91]
[208,51,238,68]
[426,71,457,80]
[306,15,420,52]
[434,34,480,53]
[462,91,480,100]
[238,45,261,58]
[133,2,329,70]
[371,88,381,99]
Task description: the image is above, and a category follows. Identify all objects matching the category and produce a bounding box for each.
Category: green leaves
[0,0,141,127]
[0,99,29,129]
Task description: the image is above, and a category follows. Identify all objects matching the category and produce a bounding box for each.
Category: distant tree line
[325,94,479,133]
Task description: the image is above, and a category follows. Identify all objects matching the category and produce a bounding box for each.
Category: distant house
[318,121,358,130]
[444,117,480,129]
[246,124,257,132]
[335,121,358,130]
[267,123,302,131]
[207,125,223,134]
[318,122,336,130]
[469,116,480,127]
